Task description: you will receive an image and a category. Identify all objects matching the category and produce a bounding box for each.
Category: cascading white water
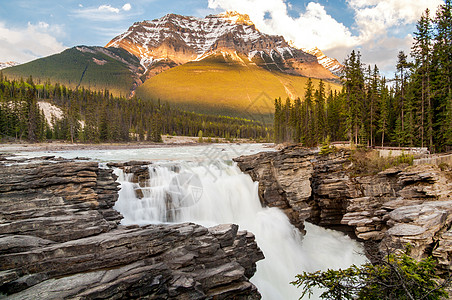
[114,161,367,299]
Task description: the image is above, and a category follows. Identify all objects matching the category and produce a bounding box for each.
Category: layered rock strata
[235,146,452,271]
[0,158,264,299]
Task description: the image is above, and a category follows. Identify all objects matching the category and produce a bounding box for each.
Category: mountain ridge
[0,61,20,70]
[106,11,340,81]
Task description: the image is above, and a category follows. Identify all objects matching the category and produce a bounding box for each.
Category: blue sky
[0,0,444,75]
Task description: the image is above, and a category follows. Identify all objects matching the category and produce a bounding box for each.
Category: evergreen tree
[302,78,315,146]
[314,80,326,143]
[344,50,365,144]
[395,51,411,144]
[293,97,302,143]
[378,78,390,147]
[412,8,434,149]
[367,65,380,147]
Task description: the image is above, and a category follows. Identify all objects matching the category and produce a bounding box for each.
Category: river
[11,143,367,299]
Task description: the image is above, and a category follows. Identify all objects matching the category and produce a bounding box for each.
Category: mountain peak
[302,47,344,76]
[216,11,254,26]
[106,12,341,81]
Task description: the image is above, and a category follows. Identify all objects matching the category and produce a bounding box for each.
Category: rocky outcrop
[234,146,316,234]
[0,158,264,299]
[0,160,122,242]
[235,146,452,270]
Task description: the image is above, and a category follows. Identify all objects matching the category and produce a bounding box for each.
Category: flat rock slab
[386,224,427,236]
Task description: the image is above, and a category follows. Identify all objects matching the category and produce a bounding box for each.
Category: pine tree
[293,97,302,143]
[283,97,292,142]
[395,51,411,143]
[412,8,434,149]
[314,80,326,143]
[274,98,281,143]
[367,65,380,147]
[302,78,315,146]
[344,50,365,144]
[378,78,390,147]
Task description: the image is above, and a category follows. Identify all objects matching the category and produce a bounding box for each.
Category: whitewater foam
[113,160,367,299]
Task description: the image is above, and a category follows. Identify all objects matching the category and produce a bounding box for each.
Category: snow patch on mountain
[0,61,20,69]
[302,47,344,76]
[106,12,298,63]
[105,11,341,80]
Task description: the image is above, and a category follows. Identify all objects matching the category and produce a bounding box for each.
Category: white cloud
[0,22,66,63]
[73,3,133,21]
[98,4,120,14]
[122,3,132,12]
[208,0,358,51]
[349,0,443,41]
[208,0,444,73]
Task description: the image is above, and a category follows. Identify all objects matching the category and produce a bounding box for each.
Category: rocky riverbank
[0,158,264,299]
[234,145,452,271]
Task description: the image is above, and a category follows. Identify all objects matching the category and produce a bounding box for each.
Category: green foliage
[291,247,449,300]
[0,78,47,141]
[0,76,270,143]
[274,79,332,146]
[319,136,334,155]
[274,1,451,152]
[198,129,203,143]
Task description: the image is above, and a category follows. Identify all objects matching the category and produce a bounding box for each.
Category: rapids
[114,160,367,299]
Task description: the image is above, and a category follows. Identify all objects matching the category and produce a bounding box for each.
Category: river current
[12,143,367,299]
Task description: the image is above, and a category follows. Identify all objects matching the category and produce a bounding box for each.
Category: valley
[2,11,342,117]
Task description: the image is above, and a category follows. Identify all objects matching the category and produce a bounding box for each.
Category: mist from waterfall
[113,161,367,299]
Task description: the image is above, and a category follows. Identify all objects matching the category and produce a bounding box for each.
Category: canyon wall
[235,145,452,271]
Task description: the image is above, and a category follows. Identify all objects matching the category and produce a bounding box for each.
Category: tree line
[0,75,271,143]
[275,1,452,152]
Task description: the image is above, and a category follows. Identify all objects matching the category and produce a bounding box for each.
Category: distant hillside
[135,52,342,117]
[2,46,143,97]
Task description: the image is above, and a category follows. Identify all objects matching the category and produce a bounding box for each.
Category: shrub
[319,136,335,155]
[291,246,450,300]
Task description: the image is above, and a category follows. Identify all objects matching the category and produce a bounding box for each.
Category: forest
[1,2,450,150]
[0,75,271,143]
[274,2,452,153]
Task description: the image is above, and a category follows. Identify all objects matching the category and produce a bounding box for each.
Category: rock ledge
[0,158,264,299]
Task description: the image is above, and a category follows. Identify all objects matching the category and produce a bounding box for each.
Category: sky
[0,0,444,76]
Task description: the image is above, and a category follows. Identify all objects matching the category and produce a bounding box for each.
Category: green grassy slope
[2,46,141,97]
[135,53,342,118]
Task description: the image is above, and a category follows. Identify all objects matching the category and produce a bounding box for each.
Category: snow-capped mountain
[0,61,20,70]
[3,11,343,113]
[106,11,338,80]
[303,47,344,77]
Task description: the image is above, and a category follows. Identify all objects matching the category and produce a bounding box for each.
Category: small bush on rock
[291,246,450,300]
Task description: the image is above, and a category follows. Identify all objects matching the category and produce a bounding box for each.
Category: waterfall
[114,161,367,299]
